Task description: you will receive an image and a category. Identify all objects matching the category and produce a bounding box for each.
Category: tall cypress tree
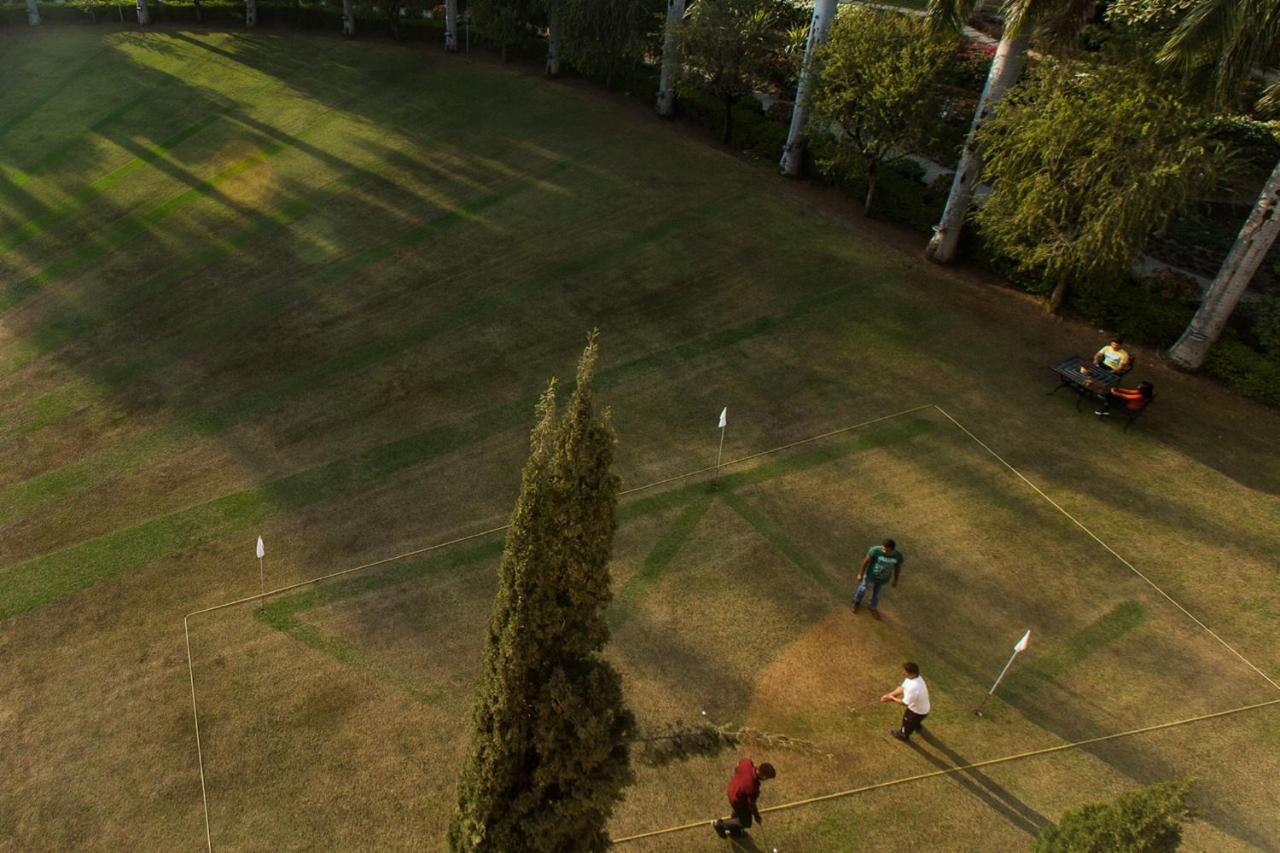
[448,334,634,853]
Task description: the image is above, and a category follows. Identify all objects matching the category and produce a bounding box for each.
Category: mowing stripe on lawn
[999,600,1147,703]
[254,539,502,705]
[0,109,228,257]
[0,107,351,311]
[0,88,153,193]
[0,85,544,379]
[0,182,719,528]
[0,48,111,141]
[0,51,223,192]
[609,494,714,632]
[720,489,845,598]
[0,147,589,517]
[249,421,935,694]
[0,309,817,620]
[0,68,295,258]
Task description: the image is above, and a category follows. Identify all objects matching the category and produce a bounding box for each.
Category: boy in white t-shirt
[881,661,930,742]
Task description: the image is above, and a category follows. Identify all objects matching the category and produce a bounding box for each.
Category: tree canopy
[974,60,1223,311]
[807,7,955,213]
[558,0,662,89]
[679,0,789,142]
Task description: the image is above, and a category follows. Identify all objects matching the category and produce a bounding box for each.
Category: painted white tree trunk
[656,0,687,117]
[546,7,561,75]
[779,0,837,177]
[245,0,256,26]
[1168,159,1280,369]
[25,0,40,24]
[925,33,1030,263]
[445,0,458,51]
[342,0,354,35]
[135,0,149,24]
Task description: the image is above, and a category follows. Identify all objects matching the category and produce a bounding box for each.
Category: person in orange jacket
[1096,381,1153,416]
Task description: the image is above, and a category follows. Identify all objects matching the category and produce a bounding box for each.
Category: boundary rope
[181,403,935,850]
[932,406,1280,694]
[180,402,1278,850]
[184,617,214,853]
[608,698,1280,844]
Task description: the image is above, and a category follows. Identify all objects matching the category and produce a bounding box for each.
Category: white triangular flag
[1014,629,1031,652]
[718,407,727,429]
[256,535,265,560]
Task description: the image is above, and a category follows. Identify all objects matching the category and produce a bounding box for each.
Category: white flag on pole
[718,407,727,429]
[1014,629,1031,652]
[256,535,265,560]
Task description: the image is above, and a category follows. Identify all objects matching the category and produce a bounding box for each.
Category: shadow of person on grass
[721,831,768,852]
[908,728,1049,838]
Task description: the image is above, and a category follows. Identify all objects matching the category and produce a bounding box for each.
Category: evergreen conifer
[448,333,634,852]
[1034,779,1194,852]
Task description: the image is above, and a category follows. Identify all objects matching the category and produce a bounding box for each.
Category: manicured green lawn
[1,27,1277,851]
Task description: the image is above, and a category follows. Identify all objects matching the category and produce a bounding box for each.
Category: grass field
[2,26,1279,852]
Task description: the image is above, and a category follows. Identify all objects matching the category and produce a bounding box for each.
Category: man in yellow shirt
[1093,338,1132,374]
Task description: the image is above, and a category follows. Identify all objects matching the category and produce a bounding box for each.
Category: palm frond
[1159,0,1243,68]
[925,0,978,33]
[1161,0,1280,109]
[1260,78,1280,114]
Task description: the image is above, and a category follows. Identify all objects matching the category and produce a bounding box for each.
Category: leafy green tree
[559,0,661,88]
[679,0,786,143]
[1159,0,1280,368]
[471,0,538,61]
[923,0,1096,263]
[806,8,956,213]
[1034,779,1194,852]
[973,60,1222,312]
[448,334,633,853]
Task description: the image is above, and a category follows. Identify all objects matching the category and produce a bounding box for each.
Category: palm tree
[25,0,39,25]
[656,0,688,116]
[923,0,1095,263]
[778,0,837,177]
[445,0,459,51]
[1161,0,1280,369]
[245,0,256,26]
[135,0,149,24]
[342,0,355,35]
[546,0,562,75]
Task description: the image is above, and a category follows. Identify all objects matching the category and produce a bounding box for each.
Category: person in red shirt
[712,758,776,839]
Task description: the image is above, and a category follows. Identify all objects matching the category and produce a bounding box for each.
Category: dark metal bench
[1049,356,1152,431]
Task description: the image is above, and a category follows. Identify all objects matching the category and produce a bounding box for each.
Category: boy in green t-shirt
[852,538,904,619]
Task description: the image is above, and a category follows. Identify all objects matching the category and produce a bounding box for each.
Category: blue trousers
[853,577,884,608]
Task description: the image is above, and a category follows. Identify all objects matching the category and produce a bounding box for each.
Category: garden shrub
[1070,276,1197,349]
[1205,115,1280,173]
[1253,293,1280,359]
[674,89,787,161]
[1207,336,1280,406]
[806,134,945,231]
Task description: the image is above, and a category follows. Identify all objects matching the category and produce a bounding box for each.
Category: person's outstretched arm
[855,554,872,583]
[881,685,905,705]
